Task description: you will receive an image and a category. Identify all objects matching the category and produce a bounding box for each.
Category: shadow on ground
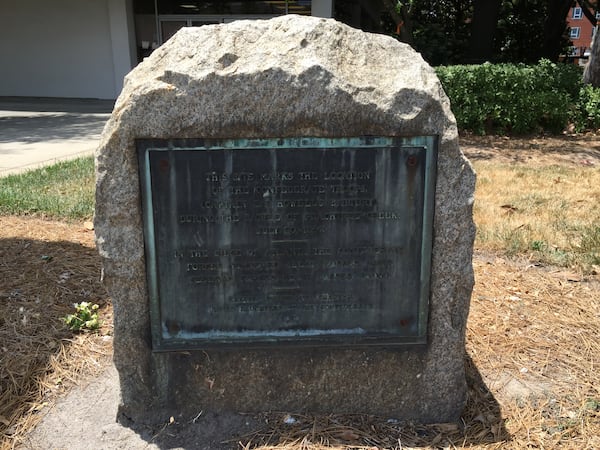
[0,114,109,144]
[460,134,600,163]
[0,97,114,114]
[2,234,508,449]
[0,228,507,449]
[0,235,106,447]
[123,354,507,449]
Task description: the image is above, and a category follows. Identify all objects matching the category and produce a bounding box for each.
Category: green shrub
[436,60,584,134]
[574,84,600,131]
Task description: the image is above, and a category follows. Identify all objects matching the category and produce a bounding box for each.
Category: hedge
[435,60,600,135]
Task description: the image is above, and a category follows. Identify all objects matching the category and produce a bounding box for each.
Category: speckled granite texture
[95,15,475,424]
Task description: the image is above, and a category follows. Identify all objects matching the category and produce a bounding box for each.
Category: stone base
[96,15,475,425]
[116,346,466,424]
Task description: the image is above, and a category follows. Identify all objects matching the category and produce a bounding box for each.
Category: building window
[572,7,583,19]
[570,27,581,39]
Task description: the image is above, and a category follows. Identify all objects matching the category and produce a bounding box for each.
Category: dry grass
[463,133,600,273]
[472,162,600,272]
[0,135,599,449]
[232,135,600,449]
[466,253,600,449]
[231,252,599,450]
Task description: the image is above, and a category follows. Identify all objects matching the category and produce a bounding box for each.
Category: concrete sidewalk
[0,97,113,176]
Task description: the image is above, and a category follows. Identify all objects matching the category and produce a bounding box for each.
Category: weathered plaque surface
[138,137,437,350]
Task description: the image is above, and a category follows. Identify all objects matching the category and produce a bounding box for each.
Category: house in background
[1,0,384,100]
[567,1,599,65]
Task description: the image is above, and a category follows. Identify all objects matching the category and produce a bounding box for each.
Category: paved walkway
[0,97,113,176]
[21,362,257,450]
[21,364,164,450]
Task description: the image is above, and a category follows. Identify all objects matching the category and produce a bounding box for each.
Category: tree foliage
[492,0,571,63]
[468,0,502,63]
[397,0,473,66]
[380,0,593,65]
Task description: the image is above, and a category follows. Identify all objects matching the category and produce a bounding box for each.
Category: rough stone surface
[95,15,475,426]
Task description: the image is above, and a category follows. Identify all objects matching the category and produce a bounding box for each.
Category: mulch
[0,163,599,449]
[0,217,112,450]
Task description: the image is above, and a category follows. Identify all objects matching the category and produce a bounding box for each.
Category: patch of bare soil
[460,133,600,167]
[1,135,599,449]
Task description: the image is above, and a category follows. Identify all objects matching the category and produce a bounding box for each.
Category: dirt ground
[1,134,599,449]
[460,133,600,166]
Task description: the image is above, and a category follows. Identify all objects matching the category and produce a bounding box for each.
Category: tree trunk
[468,0,502,63]
[381,0,413,44]
[541,0,574,61]
[584,26,600,87]
[578,0,598,25]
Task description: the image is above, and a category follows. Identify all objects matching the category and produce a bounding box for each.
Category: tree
[467,0,502,63]
[375,0,590,65]
[409,0,473,66]
[492,0,573,63]
[578,0,598,24]
[581,0,599,87]
[584,25,600,86]
[381,0,414,44]
[541,0,575,61]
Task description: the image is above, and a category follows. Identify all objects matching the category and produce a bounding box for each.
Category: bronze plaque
[138,137,437,350]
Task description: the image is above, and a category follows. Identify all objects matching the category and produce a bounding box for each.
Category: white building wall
[311,0,333,18]
[0,0,330,99]
[108,0,137,94]
[0,0,134,99]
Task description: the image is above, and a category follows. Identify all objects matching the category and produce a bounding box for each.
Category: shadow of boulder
[0,234,106,445]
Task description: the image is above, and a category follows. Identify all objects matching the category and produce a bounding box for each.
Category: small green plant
[531,240,546,251]
[584,398,600,412]
[63,302,101,332]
